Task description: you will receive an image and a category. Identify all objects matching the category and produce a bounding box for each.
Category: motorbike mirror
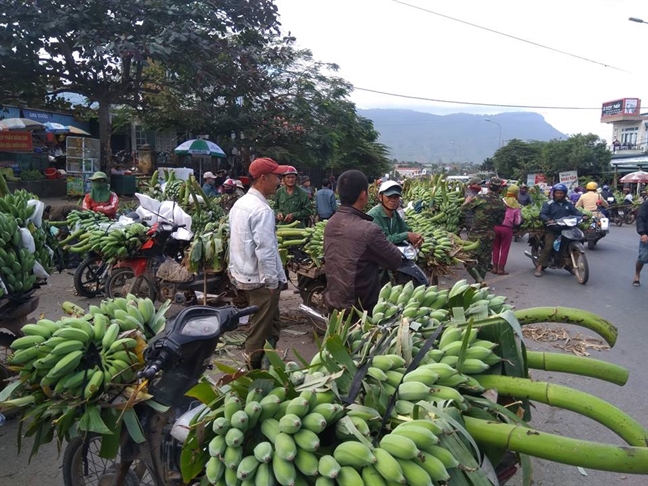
[397,244,418,260]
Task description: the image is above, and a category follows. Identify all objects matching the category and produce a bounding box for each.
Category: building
[600,98,648,176]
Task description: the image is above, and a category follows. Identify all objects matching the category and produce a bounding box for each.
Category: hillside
[358,109,566,164]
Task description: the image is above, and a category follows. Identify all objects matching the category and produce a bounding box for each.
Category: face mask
[92,180,107,188]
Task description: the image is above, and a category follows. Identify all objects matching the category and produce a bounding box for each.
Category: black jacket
[637,199,648,236]
[324,205,402,313]
[539,199,581,232]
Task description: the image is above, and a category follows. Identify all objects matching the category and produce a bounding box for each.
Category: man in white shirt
[229,157,290,369]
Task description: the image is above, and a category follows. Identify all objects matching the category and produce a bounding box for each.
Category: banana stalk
[526,351,629,386]
[472,307,618,347]
[474,375,648,447]
[463,416,648,474]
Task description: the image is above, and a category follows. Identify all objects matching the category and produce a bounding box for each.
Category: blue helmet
[603,185,609,190]
[553,183,568,193]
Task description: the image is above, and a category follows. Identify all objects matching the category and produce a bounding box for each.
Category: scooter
[583,212,609,250]
[525,216,589,284]
[61,304,258,486]
[105,223,241,307]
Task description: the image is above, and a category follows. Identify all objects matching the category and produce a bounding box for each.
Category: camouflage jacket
[465,192,506,233]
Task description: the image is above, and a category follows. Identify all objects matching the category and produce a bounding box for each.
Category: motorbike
[0,291,40,398]
[61,304,258,486]
[525,216,589,284]
[606,198,625,227]
[105,223,241,307]
[624,205,639,225]
[583,212,609,250]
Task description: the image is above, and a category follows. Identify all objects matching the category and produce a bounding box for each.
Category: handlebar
[137,350,171,381]
[235,306,259,319]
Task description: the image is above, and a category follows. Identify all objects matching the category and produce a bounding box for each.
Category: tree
[1,0,281,167]
[480,157,495,172]
[491,139,544,180]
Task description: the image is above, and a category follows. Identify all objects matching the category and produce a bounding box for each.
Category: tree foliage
[492,135,611,181]
[1,0,281,166]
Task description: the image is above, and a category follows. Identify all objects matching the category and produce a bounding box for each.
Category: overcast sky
[274,0,648,142]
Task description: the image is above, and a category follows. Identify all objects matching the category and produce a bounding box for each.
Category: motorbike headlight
[181,316,222,337]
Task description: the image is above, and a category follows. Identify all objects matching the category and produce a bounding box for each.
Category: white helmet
[234,180,244,189]
[378,180,402,196]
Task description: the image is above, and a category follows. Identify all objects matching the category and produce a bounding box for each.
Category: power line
[390,0,631,73]
[354,86,601,110]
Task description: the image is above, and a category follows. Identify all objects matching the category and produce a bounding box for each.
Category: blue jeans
[638,240,648,265]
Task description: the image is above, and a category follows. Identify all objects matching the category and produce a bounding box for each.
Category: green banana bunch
[0,189,37,226]
[302,220,327,265]
[187,218,229,273]
[64,223,149,262]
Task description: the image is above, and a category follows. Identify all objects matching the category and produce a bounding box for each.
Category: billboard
[559,170,579,192]
[601,98,641,119]
[0,131,33,152]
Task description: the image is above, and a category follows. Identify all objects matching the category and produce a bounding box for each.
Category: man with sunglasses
[367,180,424,247]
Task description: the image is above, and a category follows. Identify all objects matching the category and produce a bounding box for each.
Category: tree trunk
[98,100,112,172]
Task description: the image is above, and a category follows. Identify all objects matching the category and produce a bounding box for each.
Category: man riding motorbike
[535,183,582,278]
[367,181,424,247]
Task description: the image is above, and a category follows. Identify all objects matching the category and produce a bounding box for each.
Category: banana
[212,417,232,436]
[225,427,245,447]
[310,403,342,423]
[11,334,46,349]
[273,454,296,486]
[253,442,273,464]
[279,414,302,434]
[8,346,41,365]
[429,385,467,406]
[102,323,120,349]
[260,418,280,443]
[373,448,405,484]
[396,457,434,486]
[259,394,282,421]
[392,425,439,451]
[236,455,260,481]
[337,466,364,485]
[285,397,310,418]
[45,350,83,379]
[244,401,262,428]
[20,323,52,339]
[222,445,243,470]
[274,433,297,461]
[293,428,320,452]
[255,462,274,486]
[460,358,490,374]
[294,448,319,477]
[361,465,388,486]
[83,368,105,398]
[206,456,225,483]
[301,412,327,433]
[108,337,138,352]
[92,314,109,343]
[51,340,86,356]
[333,441,376,468]
[402,368,439,386]
[424,446,460,469]
[398,382,435,401]
[395,419,443,435]
[380,433,422,460]
[318,455,341,479]
[438,326,462,349]
[367,366,389,382]
[417,451,450,482]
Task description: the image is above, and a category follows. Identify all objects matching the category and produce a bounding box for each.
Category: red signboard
[0,131,33,152]
[601,98,641,119]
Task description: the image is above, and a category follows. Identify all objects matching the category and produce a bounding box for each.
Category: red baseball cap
[249,157,291,179]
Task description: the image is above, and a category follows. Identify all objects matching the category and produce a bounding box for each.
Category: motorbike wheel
[74,255,107,298]
[300,281,328,337]
[625,212,636,225]
[571,249,589,285]
[105,268,156,300]
[587,240,596,251]
[615,217,623,227]
[62,435,155,486]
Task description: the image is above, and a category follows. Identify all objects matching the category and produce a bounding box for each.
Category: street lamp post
[629,17,648,24]
[484,118,502,148]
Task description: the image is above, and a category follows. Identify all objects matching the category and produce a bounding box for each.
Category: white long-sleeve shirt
[228,188,286,290]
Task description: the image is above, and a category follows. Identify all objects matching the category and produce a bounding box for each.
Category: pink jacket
[501,206,522,228]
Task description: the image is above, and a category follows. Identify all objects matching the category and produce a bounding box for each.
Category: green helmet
[89,171,108,181]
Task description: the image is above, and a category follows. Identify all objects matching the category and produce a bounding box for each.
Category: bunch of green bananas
[0,295,170,438]
[64,223,149,262]
[30,225,53,271]
[0,246,36,294]
[276,225,313,250]
[65,209,111,232]
[302,220,326,265]
[201,364,463,486]
[520,204,543,230]
[402,174,466,234]
[0,189,36,227]
[163,179,185,202]
[188,218,230,273]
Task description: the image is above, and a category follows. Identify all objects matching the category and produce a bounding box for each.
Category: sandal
[633,280,641,287]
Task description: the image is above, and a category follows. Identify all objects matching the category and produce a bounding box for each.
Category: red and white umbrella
[0,118,45,131]
[619,171,648,184]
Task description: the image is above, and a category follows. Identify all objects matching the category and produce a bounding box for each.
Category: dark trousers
[244,286,281,368]
[537,232,558,267]
[467,232,494,281]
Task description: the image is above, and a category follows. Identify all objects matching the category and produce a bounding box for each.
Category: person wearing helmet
[535,183,581,277]
[576,181,608,212]
[220,178,245,212]
[600,184,613,202]
[367,181,423,247]
[82,171,119,219]
[275,166,312,227]
[300,175,314,199]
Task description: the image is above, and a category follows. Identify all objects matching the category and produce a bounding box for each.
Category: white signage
[559,171,579,191]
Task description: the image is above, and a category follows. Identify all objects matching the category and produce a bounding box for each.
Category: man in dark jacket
[535,183,582,277]
[633,198,648,286]
[324,170,402,315]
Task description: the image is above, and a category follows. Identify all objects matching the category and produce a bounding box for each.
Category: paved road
[1,224,646,485]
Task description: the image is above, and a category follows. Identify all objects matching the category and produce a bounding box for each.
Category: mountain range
[357,109,567,165]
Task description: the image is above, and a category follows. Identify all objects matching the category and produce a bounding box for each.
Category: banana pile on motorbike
[180,278,647,486]
[402,174,466,234]
[61,212,150,262]
[0,187,54,296]
[188,218,230,273]
[0,294,172,450]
